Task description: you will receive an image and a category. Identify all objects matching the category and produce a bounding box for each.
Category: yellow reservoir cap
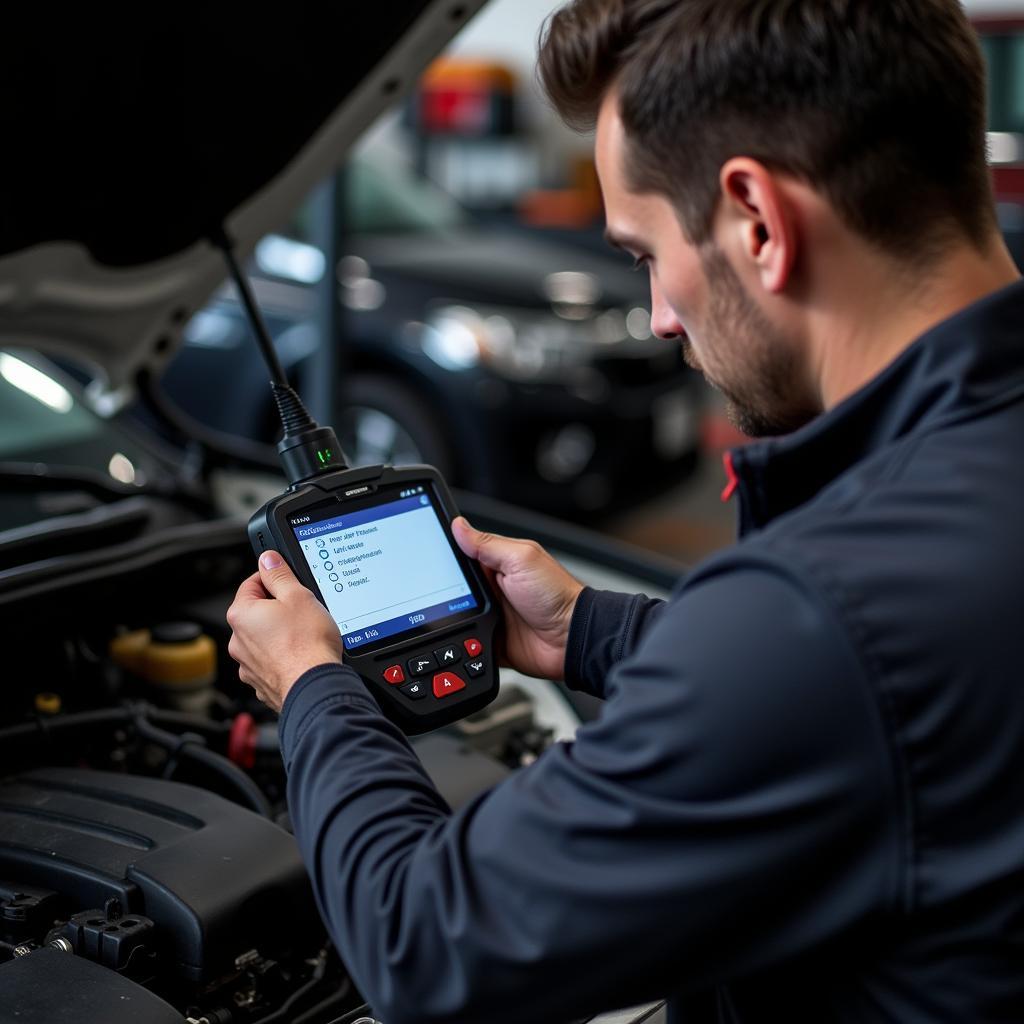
[110,624,216,689]
[34,692,62,715]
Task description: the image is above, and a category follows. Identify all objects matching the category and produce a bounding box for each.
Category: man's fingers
[258,550,306,600]
[453,517,528,573]
[227,572,266,631]
[234,571,268,603]
[227,632,247,666]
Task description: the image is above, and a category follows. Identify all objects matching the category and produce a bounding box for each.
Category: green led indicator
[317,449,332,465]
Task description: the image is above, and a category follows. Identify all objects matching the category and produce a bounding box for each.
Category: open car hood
[0,2,485,399]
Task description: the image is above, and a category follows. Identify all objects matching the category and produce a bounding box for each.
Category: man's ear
[717,158,797,294]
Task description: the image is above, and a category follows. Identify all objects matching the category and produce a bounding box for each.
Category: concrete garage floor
[604,402,745,569]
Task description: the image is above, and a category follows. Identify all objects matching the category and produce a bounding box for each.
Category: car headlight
[421,304,640,381]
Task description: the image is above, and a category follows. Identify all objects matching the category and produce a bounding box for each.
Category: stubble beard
[696,247,818,438]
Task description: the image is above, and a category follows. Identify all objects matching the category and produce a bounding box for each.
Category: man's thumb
[452,517,485,558]
[258,550,303,599]
[452,517,505,572]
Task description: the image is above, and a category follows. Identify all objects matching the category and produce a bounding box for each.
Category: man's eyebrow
[604,227,645,254]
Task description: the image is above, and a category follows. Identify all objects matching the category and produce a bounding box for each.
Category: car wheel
[338,374,456,477]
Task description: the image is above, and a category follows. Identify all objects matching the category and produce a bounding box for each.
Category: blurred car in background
[970,4,1024,265]
[162,143,703,521]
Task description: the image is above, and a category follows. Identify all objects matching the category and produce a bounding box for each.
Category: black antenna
[211,227,348,486]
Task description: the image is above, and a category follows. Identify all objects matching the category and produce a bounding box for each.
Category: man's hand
[452,517,584,681]
[227,551,343,712]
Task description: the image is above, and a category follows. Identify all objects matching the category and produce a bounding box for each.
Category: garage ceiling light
[0,352,73,413]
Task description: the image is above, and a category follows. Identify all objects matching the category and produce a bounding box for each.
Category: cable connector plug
[271,384,348,485]
[271,383,317,436]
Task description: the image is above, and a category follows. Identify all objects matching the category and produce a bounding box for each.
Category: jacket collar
[728,278,1024,533]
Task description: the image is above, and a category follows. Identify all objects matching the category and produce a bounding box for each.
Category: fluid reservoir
[110,622,216,713]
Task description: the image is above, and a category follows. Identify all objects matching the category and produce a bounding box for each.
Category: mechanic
[226,2,1024,1021]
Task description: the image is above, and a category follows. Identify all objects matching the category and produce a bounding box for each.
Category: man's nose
[649,280,686,340]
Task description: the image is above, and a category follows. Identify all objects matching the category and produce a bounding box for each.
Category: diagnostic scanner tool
[214,232,500,734]
[248,463,498,733]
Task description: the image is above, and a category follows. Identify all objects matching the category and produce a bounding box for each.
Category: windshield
[0,351,177,533]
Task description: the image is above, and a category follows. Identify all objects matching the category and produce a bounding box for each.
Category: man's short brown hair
[538,0,996,259]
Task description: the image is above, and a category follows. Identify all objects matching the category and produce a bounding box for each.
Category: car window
[345,154,470,234]
[289,153,470,241]
[982,32,1024,135]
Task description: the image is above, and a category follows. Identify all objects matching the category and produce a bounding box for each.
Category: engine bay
[0,524,568,1024]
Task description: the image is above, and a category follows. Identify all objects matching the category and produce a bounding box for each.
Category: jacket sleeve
[564,588,668,698]
[279,557,903,1024]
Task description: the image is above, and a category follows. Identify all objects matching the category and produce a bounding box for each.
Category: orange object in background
[416,58,517,137]
[519,189,602,228]
[421,59,517,92]
[519,157,604,228]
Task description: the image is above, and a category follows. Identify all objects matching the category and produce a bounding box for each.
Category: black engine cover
[0,768,319,983]
[0,948,181,1024]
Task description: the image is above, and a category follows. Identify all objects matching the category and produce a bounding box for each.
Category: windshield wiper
[0,461,209,512]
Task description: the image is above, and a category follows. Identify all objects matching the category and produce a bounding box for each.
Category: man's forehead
[594,91,625,174]
[595,97,665,250]
[595,91,636,231]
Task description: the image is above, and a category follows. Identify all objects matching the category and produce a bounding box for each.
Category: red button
[432,671,467,699]
[383,665,406,686]
[463,638,483,658]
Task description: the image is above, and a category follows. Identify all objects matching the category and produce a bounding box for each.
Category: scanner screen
[292,489,478,651]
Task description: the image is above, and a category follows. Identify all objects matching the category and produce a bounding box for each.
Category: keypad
[432,672,466,698]
[407,654,438,677]
[433,644,462,667]
[382,665,406,685]
[386,636,487,702]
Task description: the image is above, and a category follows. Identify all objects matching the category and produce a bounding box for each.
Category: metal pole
[305,171,348,425]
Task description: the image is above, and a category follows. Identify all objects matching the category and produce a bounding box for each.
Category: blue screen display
[293,492,478,650]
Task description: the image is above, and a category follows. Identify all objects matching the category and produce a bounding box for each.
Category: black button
[407,654,437,677]
[400,680,428,700]
[433,644,462,667]
[464,659,486,678]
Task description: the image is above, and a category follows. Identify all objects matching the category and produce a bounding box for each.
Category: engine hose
[0,703,271,819]
[0,707,129,747]
[149,708,231,740]
[132,714,272,819]
[251,974,352,1024]
[0,705,228,752]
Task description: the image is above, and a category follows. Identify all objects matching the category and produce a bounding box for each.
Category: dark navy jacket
[279,281,1024,1023]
